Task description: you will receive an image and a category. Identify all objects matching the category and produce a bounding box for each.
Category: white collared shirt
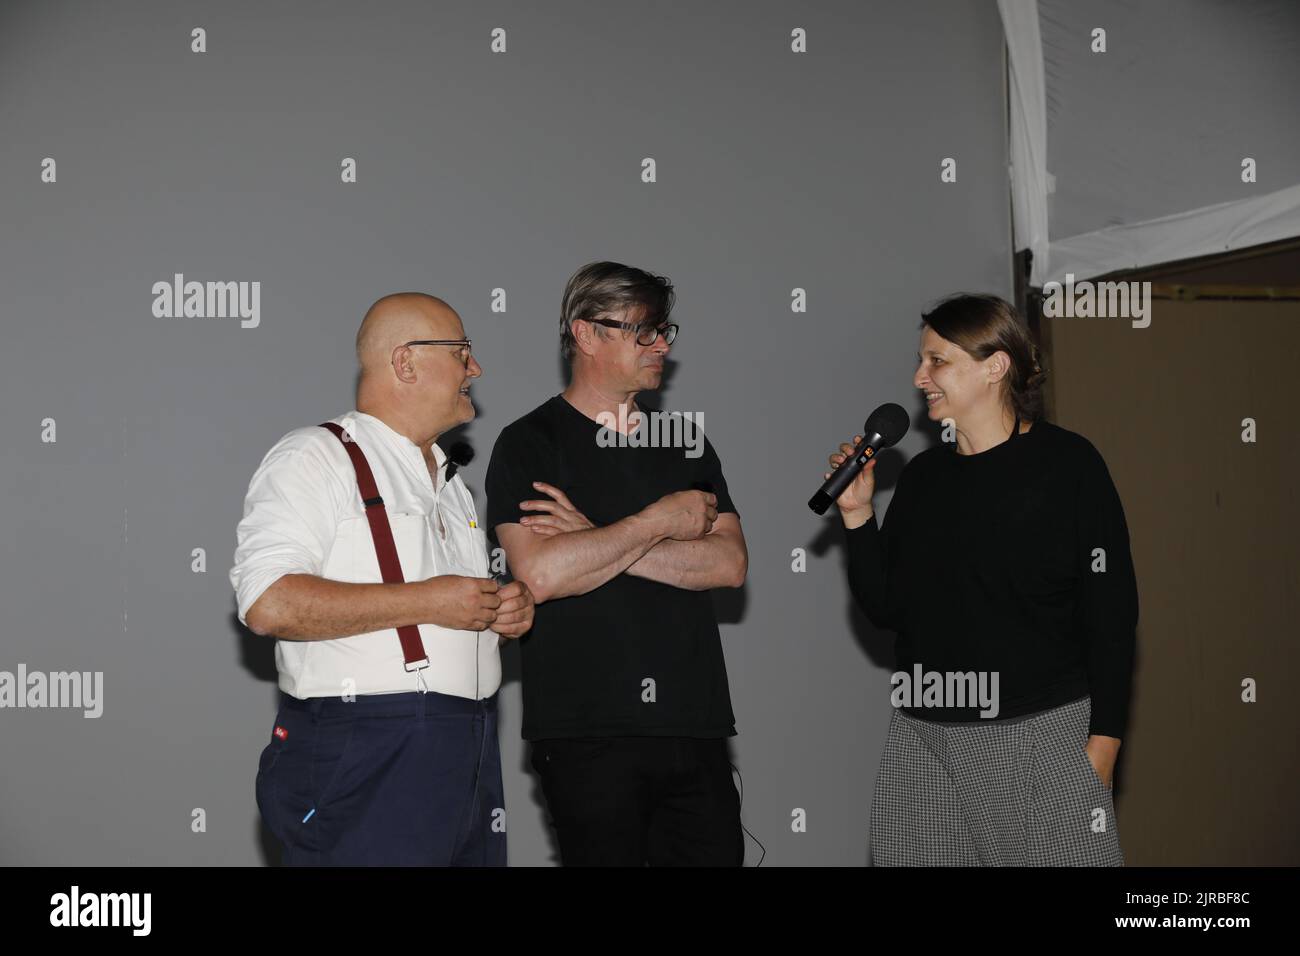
[229,410,500,700]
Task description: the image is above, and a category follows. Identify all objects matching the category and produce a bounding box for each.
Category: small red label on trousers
[273,725,288,740]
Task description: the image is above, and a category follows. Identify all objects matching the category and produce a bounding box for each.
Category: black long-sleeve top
[844,419,1138,738]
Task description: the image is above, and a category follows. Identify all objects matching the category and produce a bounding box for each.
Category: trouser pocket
[256,706,358,863]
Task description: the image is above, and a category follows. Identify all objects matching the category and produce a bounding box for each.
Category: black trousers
[530,735,744,866]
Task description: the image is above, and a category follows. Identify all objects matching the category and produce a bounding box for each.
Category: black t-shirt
[485,394,739,741]
[844,419,1138,738]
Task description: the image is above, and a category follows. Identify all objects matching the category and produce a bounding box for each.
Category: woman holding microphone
[825,294,1137,866]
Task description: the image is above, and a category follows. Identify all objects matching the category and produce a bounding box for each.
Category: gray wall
[0,0,1011,865]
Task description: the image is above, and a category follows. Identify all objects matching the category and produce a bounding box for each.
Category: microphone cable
[731,759,767,866]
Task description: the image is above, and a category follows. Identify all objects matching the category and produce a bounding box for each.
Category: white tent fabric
[998,0,1050,281]
[1049,183,1300,283]
[999,0,1300,285]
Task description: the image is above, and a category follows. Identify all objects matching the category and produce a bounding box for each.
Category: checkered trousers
[869,694,1124,866]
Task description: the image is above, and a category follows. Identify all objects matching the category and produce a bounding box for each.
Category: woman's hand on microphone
[826,435,876,529]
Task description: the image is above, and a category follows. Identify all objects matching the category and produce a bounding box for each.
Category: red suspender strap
[319,422,430,675]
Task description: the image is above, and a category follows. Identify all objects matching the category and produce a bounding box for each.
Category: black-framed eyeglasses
[584,319,678,347]
[403,339,473,366]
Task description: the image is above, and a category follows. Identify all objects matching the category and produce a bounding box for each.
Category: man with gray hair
[485,261,748,866]
[230,292,534,866]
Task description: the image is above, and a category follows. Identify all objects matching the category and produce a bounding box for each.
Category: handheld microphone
[807,402,910,515]
[444,442,474,482]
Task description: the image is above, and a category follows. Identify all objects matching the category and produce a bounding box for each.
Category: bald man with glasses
[485,261,748,866]
[231,292,534,866]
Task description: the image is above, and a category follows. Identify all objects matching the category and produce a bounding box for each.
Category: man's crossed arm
[495,482,747,603]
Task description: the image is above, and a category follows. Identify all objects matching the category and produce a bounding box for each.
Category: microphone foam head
[864,402,910,448]
[448,441,475,467]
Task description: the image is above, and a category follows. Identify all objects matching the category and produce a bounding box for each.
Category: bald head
[356,293,463,377]
[353,292,482,445]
